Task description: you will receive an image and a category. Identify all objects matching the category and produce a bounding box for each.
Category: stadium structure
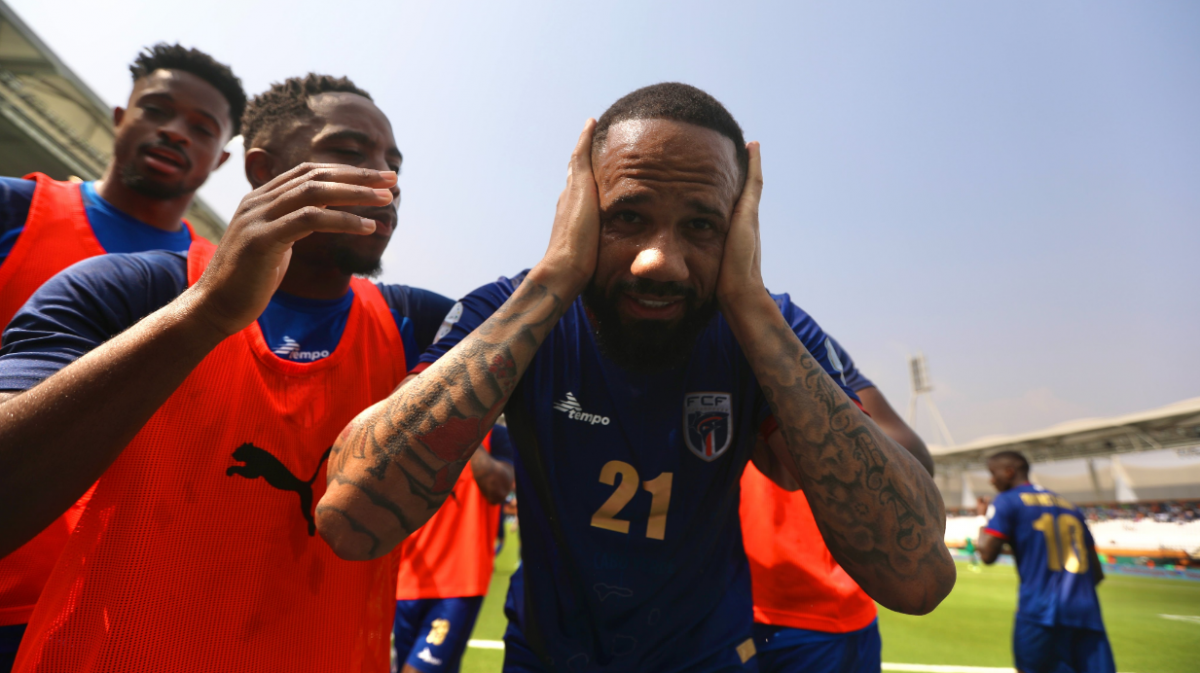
[0,0,226,240]
[934,397,1200,571]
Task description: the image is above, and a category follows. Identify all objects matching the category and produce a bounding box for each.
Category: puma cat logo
[226,443,332,536]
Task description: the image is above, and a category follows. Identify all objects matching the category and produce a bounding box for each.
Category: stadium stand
[948,504,1200,557]
[0,0,226,239]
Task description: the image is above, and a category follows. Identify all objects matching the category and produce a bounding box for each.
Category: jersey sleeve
[488,423,515,464]
[0,251,189,392]
[757,294,862,438]
[984,495,1016,541]
[823,335,875,392]
[0,176,35,268]
[373,284,456,357]
[413,277,517,373]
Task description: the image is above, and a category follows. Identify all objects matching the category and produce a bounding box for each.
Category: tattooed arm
[720,144,955,615]
[316,121,602,560]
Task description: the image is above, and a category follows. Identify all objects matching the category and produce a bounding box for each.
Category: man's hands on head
[527,120,601,300]
[716,141,766,315]
[716,140,955,614]
[188,163,395,338]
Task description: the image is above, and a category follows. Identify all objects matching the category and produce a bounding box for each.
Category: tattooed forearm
[316,278,568,560]
[733,294,955,614]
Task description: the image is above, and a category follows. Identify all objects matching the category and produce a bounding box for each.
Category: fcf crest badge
[684,392,733,461]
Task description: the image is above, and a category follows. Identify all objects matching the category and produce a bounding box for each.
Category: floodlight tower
[906,353,954,447]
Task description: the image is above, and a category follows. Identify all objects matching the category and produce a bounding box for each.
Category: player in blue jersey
[319,82,957,672]
[978,451,1115,673]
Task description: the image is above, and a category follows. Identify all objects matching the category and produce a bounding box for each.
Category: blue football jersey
[985,484,1106,631]
[419,272,860,672]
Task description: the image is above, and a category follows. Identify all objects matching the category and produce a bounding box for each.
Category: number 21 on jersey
[590,460,673,540]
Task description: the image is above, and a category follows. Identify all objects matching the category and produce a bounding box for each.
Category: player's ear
[244,148,277,189]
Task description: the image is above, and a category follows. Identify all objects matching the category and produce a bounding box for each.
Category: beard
[583,277,717,374]
[331,243,383,278]
[117,140,197,201]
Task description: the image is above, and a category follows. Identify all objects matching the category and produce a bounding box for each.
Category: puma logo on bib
[226,443,332,535]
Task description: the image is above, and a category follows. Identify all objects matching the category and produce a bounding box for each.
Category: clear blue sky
[11,0,1199,444]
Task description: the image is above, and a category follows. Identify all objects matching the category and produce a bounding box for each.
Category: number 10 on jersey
[1032,513,1090,574]
[590,460,673,540]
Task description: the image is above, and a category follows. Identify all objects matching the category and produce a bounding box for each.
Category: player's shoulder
[0,176,37,232]
[447,271,526,308]
[767,291,825,339]
[56,249,188,288]
[1013,484,1076,509]
[0,175,37,199]
[17,250,190,326]
[373,283,454,315]
[993,487,1026,508]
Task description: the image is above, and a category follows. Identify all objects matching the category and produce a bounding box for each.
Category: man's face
[282,92,402,277]
[112,69,233,200]
[585,119,742,372]
[987,460,1016,493]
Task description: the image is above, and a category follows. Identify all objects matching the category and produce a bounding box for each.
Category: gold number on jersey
[1031,513,1089,574]
[591,461,638,534]
[643,472,674,540]
[590,460,674,540]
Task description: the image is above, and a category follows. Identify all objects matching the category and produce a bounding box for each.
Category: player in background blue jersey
[318,83,956,672]
[978,451,1115,673]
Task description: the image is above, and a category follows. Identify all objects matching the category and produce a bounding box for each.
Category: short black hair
[129,43,246,137]
[593,82,748,179]
[988,450,1031,475]
[241,74,373,152]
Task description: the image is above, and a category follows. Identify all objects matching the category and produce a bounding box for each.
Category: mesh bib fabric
[395,434,501,600]
[740,462,877,633]
[13,241,407,672]
[0,175,210,628]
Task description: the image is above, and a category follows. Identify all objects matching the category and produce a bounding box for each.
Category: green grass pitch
[459,530,1200,673]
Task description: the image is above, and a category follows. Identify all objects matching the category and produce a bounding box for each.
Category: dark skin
[0,92,399,557]
[97,69,234,229]
[249,93,403,299]
[318,118,956,615]
[977,457,1104,584]
[471,446,515,505]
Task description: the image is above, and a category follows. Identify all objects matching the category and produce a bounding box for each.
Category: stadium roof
[0,1,226,241]
[933,397,1200,467]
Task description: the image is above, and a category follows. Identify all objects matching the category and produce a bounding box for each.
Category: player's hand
[190,163,395,337]
[716,142,766,314]
[531,119,601,299]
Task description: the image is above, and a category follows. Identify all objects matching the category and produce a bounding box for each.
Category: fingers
[739,141,763,213]
[260,162,397,195]
[568,119,597,180]
[273,207,377,244]
[266,180,393,220]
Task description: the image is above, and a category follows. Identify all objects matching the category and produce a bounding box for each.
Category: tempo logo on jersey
[684,392,732,461]
[272,336,330,361]
[553,391,611,425]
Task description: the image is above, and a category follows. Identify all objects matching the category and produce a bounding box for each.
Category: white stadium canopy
[932,397,1200,508]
